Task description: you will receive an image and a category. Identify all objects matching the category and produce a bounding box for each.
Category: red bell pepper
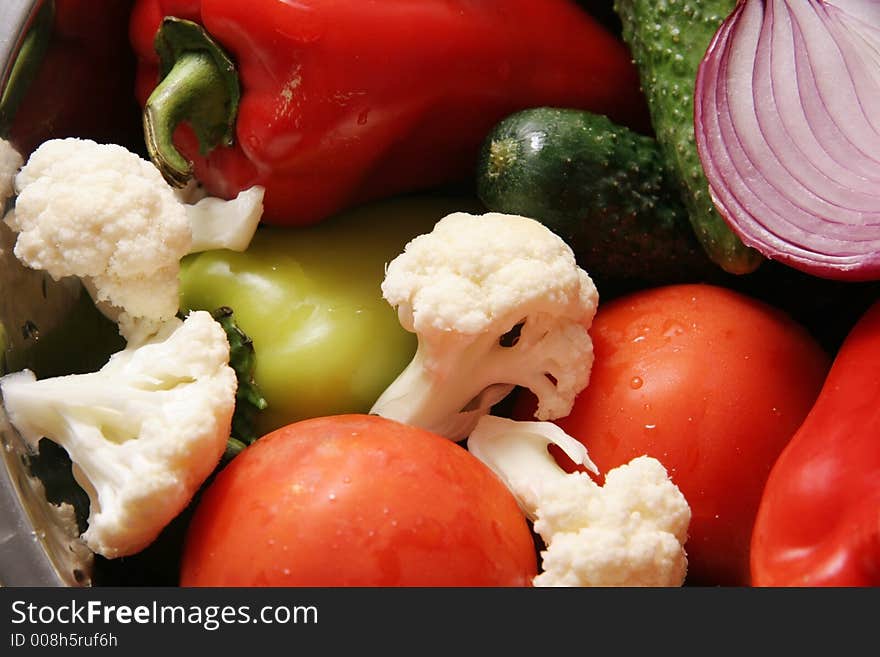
[3,0,141,157]
[129,0,650,226]
[750,299,880,587]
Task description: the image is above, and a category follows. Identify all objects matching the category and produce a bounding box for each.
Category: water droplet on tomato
[663,322,685,338]
[632,324,651,343]
[629,376,644,389]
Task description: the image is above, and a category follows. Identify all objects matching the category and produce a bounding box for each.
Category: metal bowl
[1,0,877,591]
[0,0,140,587]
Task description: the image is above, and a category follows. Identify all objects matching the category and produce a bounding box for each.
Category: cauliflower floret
[0,137,23,208]
[187,185,264,253]
[371,211,598,440]
[0,310,237,558]
[468,415,691,587]
[6,138,191,328]
[3,138,263,342]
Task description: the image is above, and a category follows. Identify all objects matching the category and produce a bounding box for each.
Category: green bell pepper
[179,196,481,436]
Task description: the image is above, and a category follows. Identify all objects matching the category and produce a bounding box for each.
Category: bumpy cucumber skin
[614,0,763,275]
[477,107,716,286]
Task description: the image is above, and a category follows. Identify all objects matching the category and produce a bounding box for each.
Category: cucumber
[477,107,717,287]
[613,0,763,275]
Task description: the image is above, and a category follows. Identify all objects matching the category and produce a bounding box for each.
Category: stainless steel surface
[0,1,38,72]
[0,0,94,587]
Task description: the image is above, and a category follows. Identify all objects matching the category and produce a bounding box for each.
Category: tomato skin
[180,414,537,587]
[519,284,830,586]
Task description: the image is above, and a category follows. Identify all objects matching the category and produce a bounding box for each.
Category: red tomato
[516,284,830,586]
[180,414,537,586]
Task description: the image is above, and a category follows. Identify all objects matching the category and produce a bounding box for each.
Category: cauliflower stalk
[370,211,598,441]
[2,138,264,342]
[0,310,237,558]
[468,415,691,587]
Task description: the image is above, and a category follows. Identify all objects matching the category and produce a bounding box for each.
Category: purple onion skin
[695,0,880,282]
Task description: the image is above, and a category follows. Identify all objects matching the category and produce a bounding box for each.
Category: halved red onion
[694,0,880,281]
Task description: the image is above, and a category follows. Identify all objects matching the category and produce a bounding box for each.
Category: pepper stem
[143,17,240,188]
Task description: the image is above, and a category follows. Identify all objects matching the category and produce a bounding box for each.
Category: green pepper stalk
[209,306,268,460]
[143,17,240,188]
[132,0,651,226]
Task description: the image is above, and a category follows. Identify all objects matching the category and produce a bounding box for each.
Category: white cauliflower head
[5,138,191,335]
[468,415,691,587]
[0,310,237,558]
[0,137,23,208]
[371,212,598,440]
[3,138,263,342]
